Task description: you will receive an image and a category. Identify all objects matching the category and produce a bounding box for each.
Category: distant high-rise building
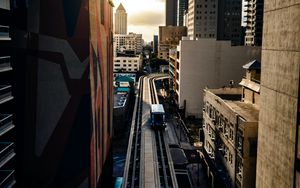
[187,0,243,45]
[255,1,300,187]
[166,0,177,26]
[244,0,263,46]
[114,33,143,56]
[153,35,158,55]
[158,26,187,60]
[115,3,127,34]
[187,0,218,40]
[177,0,188,26]
[217,0,243,45]
[9,0,114,187]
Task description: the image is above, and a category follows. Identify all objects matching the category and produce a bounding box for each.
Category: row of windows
[204,121,234,167]
[114,60,139,63]
[196,16,216,20]
[195,33,215,37]
[114,64,138,67]
[114,68,138,71]
[204,102,235,144]
[196,4,216,9]
[196,11,216,14]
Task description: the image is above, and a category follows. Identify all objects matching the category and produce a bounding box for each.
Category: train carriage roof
[151,104,165,114]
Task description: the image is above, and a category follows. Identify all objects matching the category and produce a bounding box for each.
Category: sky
[113,0,165,43]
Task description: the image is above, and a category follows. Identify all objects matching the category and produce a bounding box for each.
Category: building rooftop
[206,88,259,122]
[224,100,259,122]
[116,3,126,11]
[207,87,242,100]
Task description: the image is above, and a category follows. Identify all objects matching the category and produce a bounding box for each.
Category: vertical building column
[256,1,300,187]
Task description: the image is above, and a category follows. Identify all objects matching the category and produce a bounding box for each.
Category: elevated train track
[123,74,177,188]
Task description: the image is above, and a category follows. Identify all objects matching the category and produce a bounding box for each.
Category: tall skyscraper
[177,0,188,26]
[255,0,300,187]
[244,0,263,46]
[166,0,178,26]
[187,0,243,45]
[9,0,114,187]
[217,0,243,45]
[187,0,218,39]
[153,35,158,55]
[114,3,127,34]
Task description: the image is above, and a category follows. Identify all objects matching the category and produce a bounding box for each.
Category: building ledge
[239,78,260,92]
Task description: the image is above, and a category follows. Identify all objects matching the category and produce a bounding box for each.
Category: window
[237,133,243,153]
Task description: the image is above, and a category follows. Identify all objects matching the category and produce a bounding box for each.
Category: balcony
[0,26,10,41]
[0,57,12,73]
[0,114,14,136]
[0,170,15,187]
[0,142,15,168]
[0,86,13,104]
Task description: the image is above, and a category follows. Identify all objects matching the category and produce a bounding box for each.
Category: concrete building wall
[255,1,300,187]
[177,39,261,118]
[11,0,114,187]
[242,122,258,188]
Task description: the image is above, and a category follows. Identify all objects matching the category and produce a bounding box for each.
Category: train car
[150,104,166,129]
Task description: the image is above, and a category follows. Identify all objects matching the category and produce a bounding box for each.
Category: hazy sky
[113,0,165,42]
